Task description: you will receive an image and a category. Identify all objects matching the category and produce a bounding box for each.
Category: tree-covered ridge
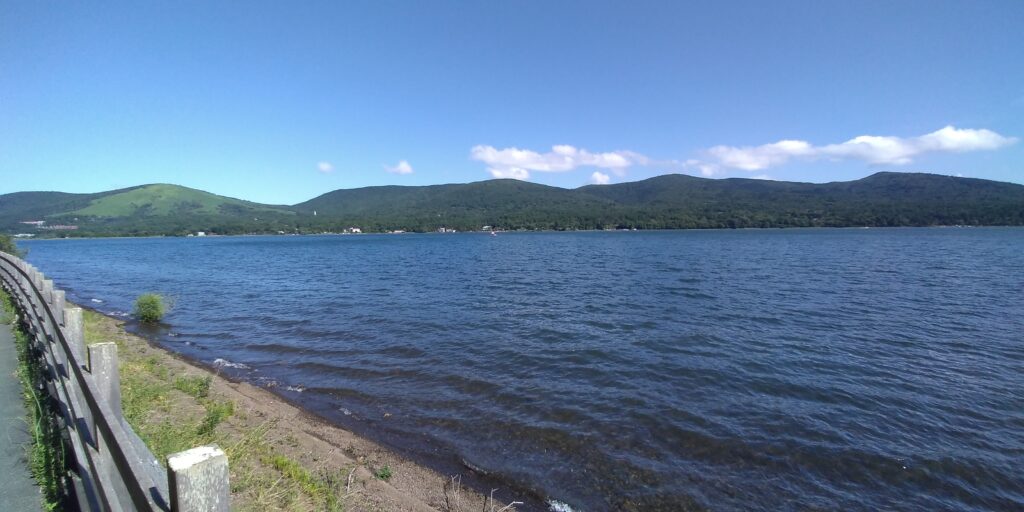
[1,172,1022,237]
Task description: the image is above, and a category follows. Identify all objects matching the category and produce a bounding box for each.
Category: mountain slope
[571,172,1024,227]
[292,179,619,230]
[1,184,295,236]
[2,173,1022,236]
[68,184,291,217]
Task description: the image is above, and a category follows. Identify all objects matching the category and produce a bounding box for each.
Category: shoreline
[16,224,1018,242]
[76,302,528,511]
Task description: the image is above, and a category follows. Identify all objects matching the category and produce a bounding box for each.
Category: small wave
[340,407,352,416]
[213,358,250,370]
[285,385,306,393]
[167,332,179,337]
[548,500,578,512]
[90,298,104,303]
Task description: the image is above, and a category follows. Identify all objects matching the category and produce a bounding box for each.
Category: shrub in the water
[134,293,165,323]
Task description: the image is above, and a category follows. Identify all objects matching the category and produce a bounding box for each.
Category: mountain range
[2,172,1022,237]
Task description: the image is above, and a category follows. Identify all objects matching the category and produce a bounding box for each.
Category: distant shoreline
[14,224,1021,242]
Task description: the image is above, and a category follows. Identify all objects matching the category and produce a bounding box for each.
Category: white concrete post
[168,445,230,512]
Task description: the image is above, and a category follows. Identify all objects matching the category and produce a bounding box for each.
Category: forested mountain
[1,173,1022,237]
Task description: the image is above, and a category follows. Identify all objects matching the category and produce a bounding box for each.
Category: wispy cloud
[683,159,720,177]
[471,144,649,181]
[470,126,1014,182]
[590,171,611,185]
[385,160,414,175]
[702,126,1016,173]
[490,167,530,180]
[317,161,334,174]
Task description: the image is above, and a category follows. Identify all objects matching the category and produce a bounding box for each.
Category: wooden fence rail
[0,252,229,511]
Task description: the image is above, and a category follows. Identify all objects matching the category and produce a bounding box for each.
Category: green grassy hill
[68,183,289,217]
[0,184,295,236]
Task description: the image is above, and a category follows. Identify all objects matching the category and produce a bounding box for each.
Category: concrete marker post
[168,445,230,512]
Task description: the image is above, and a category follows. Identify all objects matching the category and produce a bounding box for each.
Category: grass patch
[3,288,66,510]
[267,454,347,512]
[0,288,14,324]
[173,375,211,399]
[197,399,234,437]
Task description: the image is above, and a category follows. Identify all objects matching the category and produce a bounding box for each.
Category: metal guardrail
[0,252,229,511]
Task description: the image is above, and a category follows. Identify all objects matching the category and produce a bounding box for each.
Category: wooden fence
[0,252,229,511]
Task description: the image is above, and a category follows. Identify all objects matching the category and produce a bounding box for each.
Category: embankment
[79,304,510,511]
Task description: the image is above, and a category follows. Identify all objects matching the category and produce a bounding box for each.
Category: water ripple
[21,228,1024,511]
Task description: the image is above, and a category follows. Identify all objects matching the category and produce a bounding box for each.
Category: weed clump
[134,293,166,323]
[374,465,392,481]
[173,375,212,399]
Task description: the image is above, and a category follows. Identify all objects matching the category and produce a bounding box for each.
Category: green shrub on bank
[374,465,392,481]
[134,293,166,323]
[0,234,24,257]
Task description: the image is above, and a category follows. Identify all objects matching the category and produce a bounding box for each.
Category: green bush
[0,234,23,257]
[134,293,165,323]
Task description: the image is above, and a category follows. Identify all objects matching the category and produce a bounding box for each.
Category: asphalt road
[0,322,40,510]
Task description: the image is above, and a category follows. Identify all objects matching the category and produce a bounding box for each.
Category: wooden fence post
[52,289,66,326]
[88,342,122,417]
[63,306,86,359]
[168,445,230,512]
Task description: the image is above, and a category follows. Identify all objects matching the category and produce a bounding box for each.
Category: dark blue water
[20,229,1024,511]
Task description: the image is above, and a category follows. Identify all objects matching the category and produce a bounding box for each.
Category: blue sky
[2,1,1022,204]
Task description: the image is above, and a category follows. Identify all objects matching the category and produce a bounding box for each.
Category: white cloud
[489,167,531,180]
[708,140,813,171]
[471,144,648,180]
[704,126,1016,171]
[317,161,334,174]
[590,171,610,185]
[385,160,414,175]
[683,159,720,176]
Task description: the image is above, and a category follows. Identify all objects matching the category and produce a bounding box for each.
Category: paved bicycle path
[0,322,40,510]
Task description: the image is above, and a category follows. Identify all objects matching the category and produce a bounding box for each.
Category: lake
[20,229,1024,511]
